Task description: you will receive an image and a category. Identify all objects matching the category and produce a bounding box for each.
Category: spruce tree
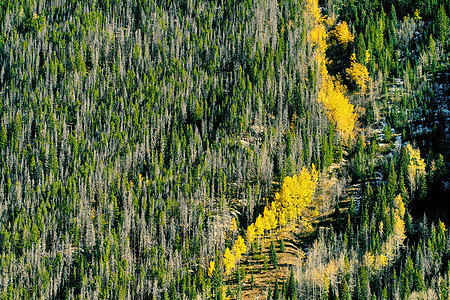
[270,240,278,268]
[273,279,280,300]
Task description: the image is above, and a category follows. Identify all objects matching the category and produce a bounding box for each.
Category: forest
[0,0,449,299]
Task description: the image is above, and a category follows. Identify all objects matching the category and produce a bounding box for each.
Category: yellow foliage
[220,286,230,300]
[223,248,236,275]
[230,217,238,232]
[232,235,247,260]
[307,0,322,22]
[406,144,426,180]
[255,214,265,236]
[393,214,406,242]
[208,260,216,277]
[273,167,319,223]
[394,194,406,219]
[263,204,278,230]
[311,24,328,53]
[318,78,357,137]
[346,59,370,91]
[414,9,422,20]
[333,22,354,45]
[365,50,371,64]
[277,208,287,226]
[247,223,256,244]
[364,252,375,267]
[315,52,329,77]
[376,254,388,268]
[307,0,357,138]
[440,222,447,233]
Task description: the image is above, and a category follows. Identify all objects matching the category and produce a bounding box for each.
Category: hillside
[0,0,449,299]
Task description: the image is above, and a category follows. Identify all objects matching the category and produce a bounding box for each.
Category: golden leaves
[230,217,238,232]
[394,194,406,219]
[245,167,318,244]
[318,78,357,137]
[307,0,322,22]
[311,24,328,53]
[333,22,354,45]
[208,260,216,277]
[274,167,319,223]
[223,248,236,275]
[406,144,426,179]
[346,58,370,91]
[247,223,256,244]
[308,0,357,137]
[232,235,247,260]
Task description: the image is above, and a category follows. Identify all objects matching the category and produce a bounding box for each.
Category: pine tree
[270,240,278,268]
[355,33,367,65]
[273,279,280,300]
[328,282,337,300]
[340,277,351,300]
[0,125,6,150]
[386,159,397,201]
[286,268,296,300]
[436,5,449,45]
[279,239,285,253]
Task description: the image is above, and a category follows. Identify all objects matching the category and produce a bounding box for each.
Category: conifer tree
[270,240,278,268]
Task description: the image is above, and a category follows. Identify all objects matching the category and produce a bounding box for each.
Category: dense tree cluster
[0,0,448,299]
[0,0,349,298]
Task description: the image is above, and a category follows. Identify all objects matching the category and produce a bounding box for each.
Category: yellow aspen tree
[223,248,236,275]
[276,201,287,226]
[208,260,216,277]
[394,194,406,219]
[255,214,265,236]
[365,50,371,64]
[247,224,256,244]
[233,235,247,260]
[393,214,406,243]
[265,203,278,230]
[375,254,388,269]
[273,167,319,225]
[346,54,370,91]
[406,144,426,192]
[307,0,357,138]
[318,78,357,136]
[333,22,354,45]
[230,217,238,232]
[407,144,426,178]
[308,0,322,22]
[311,24,328,53]
[363,252,375,268]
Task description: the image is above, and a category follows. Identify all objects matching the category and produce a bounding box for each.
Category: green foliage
[0,0,448,298]
[269,240,278,268]
[435,4,449,45]
[279,238,285,253]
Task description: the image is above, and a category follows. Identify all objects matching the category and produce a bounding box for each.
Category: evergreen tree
[286,268,296,300]
[0,126,6,150]
[355,34,367,65]
[340,277,351,300]
[270,240,278,268]
[273,279,280,300]
[436,5,449,45]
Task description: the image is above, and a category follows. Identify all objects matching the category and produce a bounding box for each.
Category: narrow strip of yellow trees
[211,167,319,277]
[308,0,358,138]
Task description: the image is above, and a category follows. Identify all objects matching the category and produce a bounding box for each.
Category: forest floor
[231,224,306,299]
